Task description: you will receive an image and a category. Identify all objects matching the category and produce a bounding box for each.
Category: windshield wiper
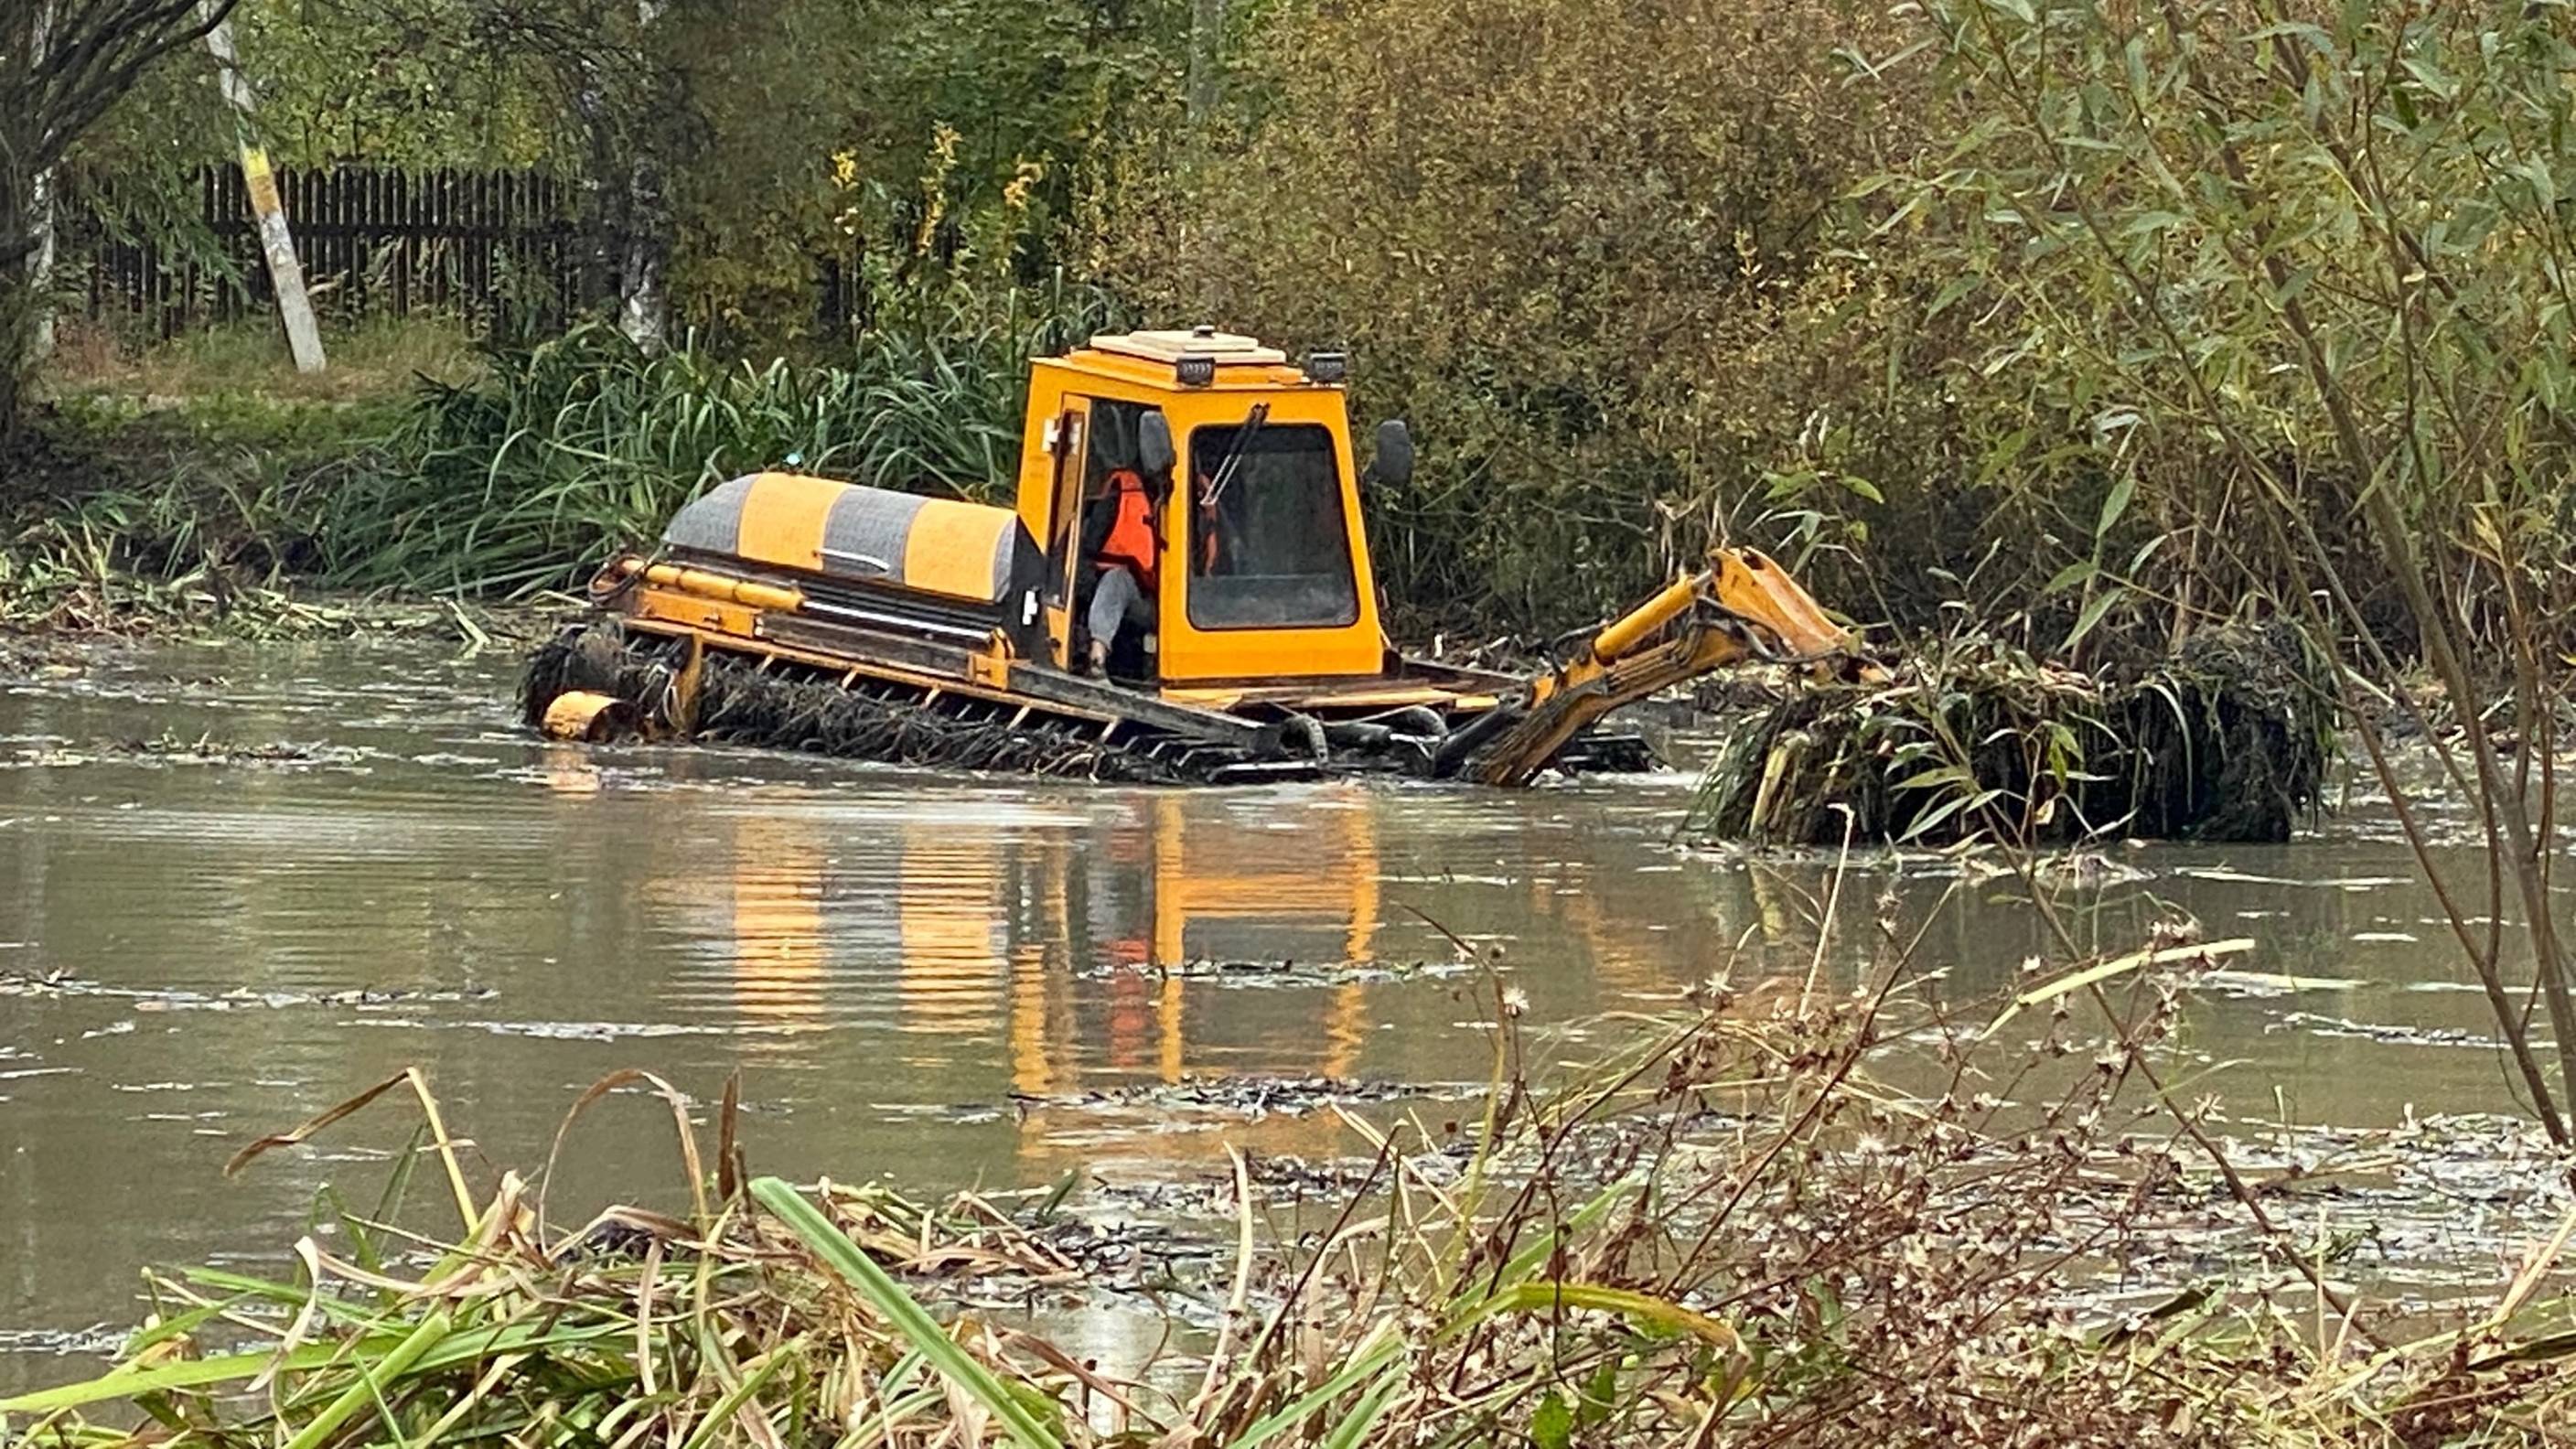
[1201,402,1272,507]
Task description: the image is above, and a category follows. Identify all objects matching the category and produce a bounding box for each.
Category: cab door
[1037,397,1092,667]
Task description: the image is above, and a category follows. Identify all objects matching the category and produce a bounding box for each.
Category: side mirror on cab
[1137,413,1177,488]
[1368,419,1414,488]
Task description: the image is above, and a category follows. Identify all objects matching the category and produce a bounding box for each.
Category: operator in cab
[1081,460,1159,678]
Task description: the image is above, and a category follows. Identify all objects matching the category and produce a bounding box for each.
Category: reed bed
[0,417,315,633]
[7,935,2573,1448]
[311,302,1100,600]
[4,295,1109,629]
[0,485,495,641]
[1696,622,2334,846]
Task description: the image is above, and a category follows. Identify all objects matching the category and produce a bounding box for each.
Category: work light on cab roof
[524,329,1862,783]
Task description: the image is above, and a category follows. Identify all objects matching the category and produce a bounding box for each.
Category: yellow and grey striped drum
[664,473,1048,650]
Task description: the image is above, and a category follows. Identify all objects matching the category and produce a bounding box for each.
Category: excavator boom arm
[1459,548,1851,787]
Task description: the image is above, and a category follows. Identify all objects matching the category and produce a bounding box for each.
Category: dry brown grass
[6,925,2576,1447]
[38,314,481,409]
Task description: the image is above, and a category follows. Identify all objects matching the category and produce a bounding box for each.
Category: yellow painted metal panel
[1163,683,1500,712]
[1594,574,1701,661]
[630,587,760,638]
[1161,687,1250,710]
[1155,617,1383,680]
[637,561,803,612]
[539,691,633,742]
[903,498,1007,600]
[1154,393,1383,682]
[734,472,846,572]
[617,616,1087,719]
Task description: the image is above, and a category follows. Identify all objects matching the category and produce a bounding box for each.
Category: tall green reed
[312,286,1112,598]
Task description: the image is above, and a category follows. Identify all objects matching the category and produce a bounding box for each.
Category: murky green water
[0,638,2551,1383]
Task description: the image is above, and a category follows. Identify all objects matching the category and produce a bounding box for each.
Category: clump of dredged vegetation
[1694,621,2334,847]
[9,940,2573,1449]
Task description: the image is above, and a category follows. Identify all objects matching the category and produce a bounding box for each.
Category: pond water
[0,636,2553,1387]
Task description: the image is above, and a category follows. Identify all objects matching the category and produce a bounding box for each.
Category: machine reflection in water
[689,789,1420,1168]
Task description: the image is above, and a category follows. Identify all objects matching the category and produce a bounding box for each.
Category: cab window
[1076,400,1157,567]
[1186,422,1359,630]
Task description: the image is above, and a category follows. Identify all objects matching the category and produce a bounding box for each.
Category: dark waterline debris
[1074,955,1466,987]
[6,734,377,772]
[1012,1074,1434,1121]
[121,732,319,765]
[0,971,497,1012]
[2270,1011,2506,1048]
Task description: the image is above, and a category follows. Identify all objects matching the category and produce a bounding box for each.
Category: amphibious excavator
[523,328,1857,785]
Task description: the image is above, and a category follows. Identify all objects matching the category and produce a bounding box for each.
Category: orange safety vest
[1097,469,1157,588]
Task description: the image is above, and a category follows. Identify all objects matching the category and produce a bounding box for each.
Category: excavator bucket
[1709,549,1849,663]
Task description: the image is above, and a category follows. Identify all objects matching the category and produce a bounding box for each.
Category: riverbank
[5,319,467,636]
[9,944,2576,1448]
[3,317,1068,634]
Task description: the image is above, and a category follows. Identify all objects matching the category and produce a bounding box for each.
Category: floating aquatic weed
[1010,1075,1434,1121]
[2199,968,2367,999]
[120,733,321,764]
[0,1326,123,1359]
[2270,1012,2506,1050]
[1072,956,1464,987]
[0,971,497,1013]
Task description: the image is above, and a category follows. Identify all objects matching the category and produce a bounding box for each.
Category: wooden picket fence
[74,165,592,338]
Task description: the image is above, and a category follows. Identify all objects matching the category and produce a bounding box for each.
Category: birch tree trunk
[200,5,326,374]
[28,170,54,365]
[617,0,671,349]
[27,1,55,364]
[617,151,669,349]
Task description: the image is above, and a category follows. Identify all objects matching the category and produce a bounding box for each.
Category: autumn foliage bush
[1101,0,1948,633]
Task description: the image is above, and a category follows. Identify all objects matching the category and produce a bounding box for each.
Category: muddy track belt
[522,627,1273,785]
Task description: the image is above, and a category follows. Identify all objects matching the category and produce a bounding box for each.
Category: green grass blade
[1493,1180,1635,1289]
[0,1336,408,1415]
[1320,1376,1401,1449]
[750,1176,1059,1449]
[278,1312,451,1449]
[676,1336,804,1449]
[1222,1321,1405,1449]
[1446,1282,1741,1350]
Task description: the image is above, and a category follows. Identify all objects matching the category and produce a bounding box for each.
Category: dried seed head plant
[10,899,2575,1448]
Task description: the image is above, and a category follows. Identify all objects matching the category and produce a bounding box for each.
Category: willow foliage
[1892,0,2576,651]
[1893,0,2576,1149]
[1105,0,1935,632]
